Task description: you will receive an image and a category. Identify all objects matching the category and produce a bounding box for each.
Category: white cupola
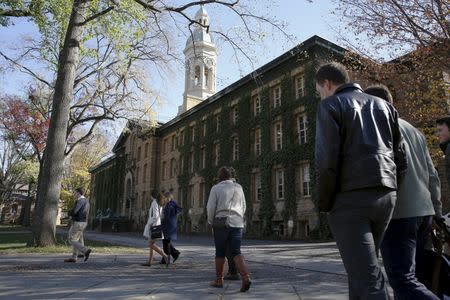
[178,6,217,115]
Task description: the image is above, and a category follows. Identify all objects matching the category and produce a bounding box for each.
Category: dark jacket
[440,141,450,188]
[69,196,90,222]
[315,83,407,212]
[161,199,182,240]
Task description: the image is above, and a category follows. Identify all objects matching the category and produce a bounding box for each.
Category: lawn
[0,225,145,254]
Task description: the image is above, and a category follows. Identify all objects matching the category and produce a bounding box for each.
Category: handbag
[212,184,236,229]
[212,216,228,228]
[149,202,163,239]
[150,225,162,239]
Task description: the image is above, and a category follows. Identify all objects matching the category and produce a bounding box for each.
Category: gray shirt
[206,180,246,228]
[393,119,442,218]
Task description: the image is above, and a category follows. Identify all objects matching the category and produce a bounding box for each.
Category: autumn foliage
[0,94,50,159]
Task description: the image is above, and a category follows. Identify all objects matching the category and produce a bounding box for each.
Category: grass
[0,225,145,255]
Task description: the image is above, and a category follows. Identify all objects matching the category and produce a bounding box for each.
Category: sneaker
[159,257,167,264]
[84,249,92,262]
[64,258,76,263]
[77,254,85,258]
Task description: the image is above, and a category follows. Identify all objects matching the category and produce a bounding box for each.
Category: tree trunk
[32,0,90,246]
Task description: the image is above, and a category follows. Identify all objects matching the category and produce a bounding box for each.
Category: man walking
[64,187,92,263]
[315,62,407,299]
[366,85,441,299]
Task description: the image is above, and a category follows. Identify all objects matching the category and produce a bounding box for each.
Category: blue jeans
[380,216,439,300]
[213,227,243,258]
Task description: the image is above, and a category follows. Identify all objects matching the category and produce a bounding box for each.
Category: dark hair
[365,84,393,104]
[151,189,158,199]
[217,166,232,181]
[75,187,84,195]
[437,117,450,129]
[315,62,350,85]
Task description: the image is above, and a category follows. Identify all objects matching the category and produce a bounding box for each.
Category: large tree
[332,0,449,161]
[0,0,287,245]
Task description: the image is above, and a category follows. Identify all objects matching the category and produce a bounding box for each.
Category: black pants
[163,239,179,257]
[328,187,396,300]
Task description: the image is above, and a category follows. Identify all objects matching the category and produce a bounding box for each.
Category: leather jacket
[315,83,407,212]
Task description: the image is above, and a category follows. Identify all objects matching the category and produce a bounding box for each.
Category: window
[170,158,177,178]
[163,139,168,154]
[201,120,207,138]
[214,114,220,132]
[194,66,200,86]
[253,172,262,202]
[272,85,281,107]
[190,125,195,143]
[143,163,148,182]
[297,114,308,144]
[162,161,167,180]
[190,151,194,173]
[179,130,185,146]
[137,146,142,161]
[302,164,311,197]
[233,136,239,161]
[200,146,206,169]
[213,141,220,166]
[136,167,140,184]
[199,182,205,208]
[295,74,305,98]
[189,184,195,207]
[145,143,149,158]
[204,68,209,88]
[276,169,284,200]
[252,94,261,116]
[254,128,261,156]
[231,105,238,124]
[171,135,176,151]
[274,122,283,151]
[179,155,184,172]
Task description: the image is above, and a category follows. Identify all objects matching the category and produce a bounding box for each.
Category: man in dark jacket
[315,62,407,299]
[436,117,450,187]
[160,190,182,264]
[64,187,92,263]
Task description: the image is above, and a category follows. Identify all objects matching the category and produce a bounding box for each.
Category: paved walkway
[0,230,353,299]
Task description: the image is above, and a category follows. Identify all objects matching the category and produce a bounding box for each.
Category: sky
[0,1,350,139]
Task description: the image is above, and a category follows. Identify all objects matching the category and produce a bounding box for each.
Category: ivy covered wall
[158,45,326,238]
[91,152,126,215]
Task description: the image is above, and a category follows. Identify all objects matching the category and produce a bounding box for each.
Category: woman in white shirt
[143,191,168,266]
[206,167,251,292]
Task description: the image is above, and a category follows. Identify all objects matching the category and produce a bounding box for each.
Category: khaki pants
[68,221,88,259]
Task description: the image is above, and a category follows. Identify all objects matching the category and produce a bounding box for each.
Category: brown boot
[210,257,225,288]
[233,255,252,292]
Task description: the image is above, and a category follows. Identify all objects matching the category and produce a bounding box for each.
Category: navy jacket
[161,200,182,240]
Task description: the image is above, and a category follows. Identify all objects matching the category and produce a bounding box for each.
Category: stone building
[89,7,449,239]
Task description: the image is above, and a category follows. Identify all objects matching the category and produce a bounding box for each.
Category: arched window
[194,66,200,86]
[204,68,209,88]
